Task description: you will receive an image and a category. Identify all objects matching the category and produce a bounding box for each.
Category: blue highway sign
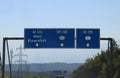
[24,28,75,48]
[76,29,100,49]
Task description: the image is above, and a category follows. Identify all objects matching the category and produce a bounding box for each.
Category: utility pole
[10,49,13,66]
[0,52,1,72]
[10,49,13,72]
[9,49,13,78]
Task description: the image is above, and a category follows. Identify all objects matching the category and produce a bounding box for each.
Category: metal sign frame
[1,37,114,78]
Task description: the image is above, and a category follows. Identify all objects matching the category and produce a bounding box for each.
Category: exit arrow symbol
[86,43,90,47]
[36,43,39,47]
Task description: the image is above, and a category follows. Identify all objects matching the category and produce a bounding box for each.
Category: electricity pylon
[14,44,27,78]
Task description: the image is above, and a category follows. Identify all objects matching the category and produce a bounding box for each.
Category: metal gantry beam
[1,37,113,78]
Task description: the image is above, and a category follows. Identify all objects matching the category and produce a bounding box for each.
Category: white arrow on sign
[86,43,90,47]
[60,43,64,47]
[36,43,39,47]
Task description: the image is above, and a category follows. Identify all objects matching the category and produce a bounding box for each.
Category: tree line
[72,40,120,78]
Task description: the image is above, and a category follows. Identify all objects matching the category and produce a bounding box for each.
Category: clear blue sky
[0,0,120,63]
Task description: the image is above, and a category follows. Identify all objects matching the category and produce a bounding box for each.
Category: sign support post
[1,37,24,78]
[101,38,113,78]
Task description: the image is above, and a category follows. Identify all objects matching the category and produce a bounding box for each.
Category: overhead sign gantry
[1,28,114,78]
